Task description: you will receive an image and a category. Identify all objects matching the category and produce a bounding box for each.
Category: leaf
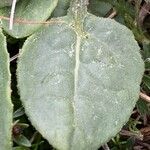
[88,0,112,17]
[52,0,70,17]
[142,43,150,60]
[13,107,25,118]
[0,0,19,8]
[0,29,12,150]
[13,147,30,150]
[17,2,144,150]
[143,75,150,90]
[13,134,31,147]
[0,0,58,38]
[136,99,149,115]
[142,43,150,69]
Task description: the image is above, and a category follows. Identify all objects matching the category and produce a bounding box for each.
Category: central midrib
[74,35,81,95]
[69,32,81,149]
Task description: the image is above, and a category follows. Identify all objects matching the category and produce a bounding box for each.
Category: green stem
[69,0,89,32]
[70,0,88,18]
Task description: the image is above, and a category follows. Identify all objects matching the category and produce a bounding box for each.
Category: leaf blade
[0,0,58,38]
[0,28,13,150]
[17,14,144,150]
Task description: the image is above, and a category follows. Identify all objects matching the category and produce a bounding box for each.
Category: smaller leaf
[17,123,29,129]
[13,147,29,150]
[143,75,150,90]
[145,60,150,69]
[136,99,150,115]
[13,134,31,147]
[0,0,58,38]
[13,107,25,118]
[142,43,150,60]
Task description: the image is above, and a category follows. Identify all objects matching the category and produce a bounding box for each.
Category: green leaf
[0,0,19,8]
[142,43,150,60]
[0,29,12,150]
[13,146,30,150]
[52,0,70,17]
[143,75,150,90]
[17,3,144,150]
[13,134,31,147]
[88,0,112,17]
[13,107,25,118]
[136,99,150,115]
[0,0,58,38]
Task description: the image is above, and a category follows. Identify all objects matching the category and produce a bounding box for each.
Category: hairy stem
[69,0,89,33]
[70,0,88,19]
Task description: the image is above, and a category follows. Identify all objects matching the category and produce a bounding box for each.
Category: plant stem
[140,92,150,103]
[70,0,88,17]
[102,144,110,150]
[69,0,89,33]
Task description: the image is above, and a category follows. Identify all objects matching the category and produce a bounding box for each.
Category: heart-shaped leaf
[0,0,19,8]
[17,1,144,150]
[0,29,12,150]
[0,0,58,38]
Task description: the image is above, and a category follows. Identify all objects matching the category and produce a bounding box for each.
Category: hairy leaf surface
[17,13,144,150]
[0,29,12,150]
[0,0,58,38]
